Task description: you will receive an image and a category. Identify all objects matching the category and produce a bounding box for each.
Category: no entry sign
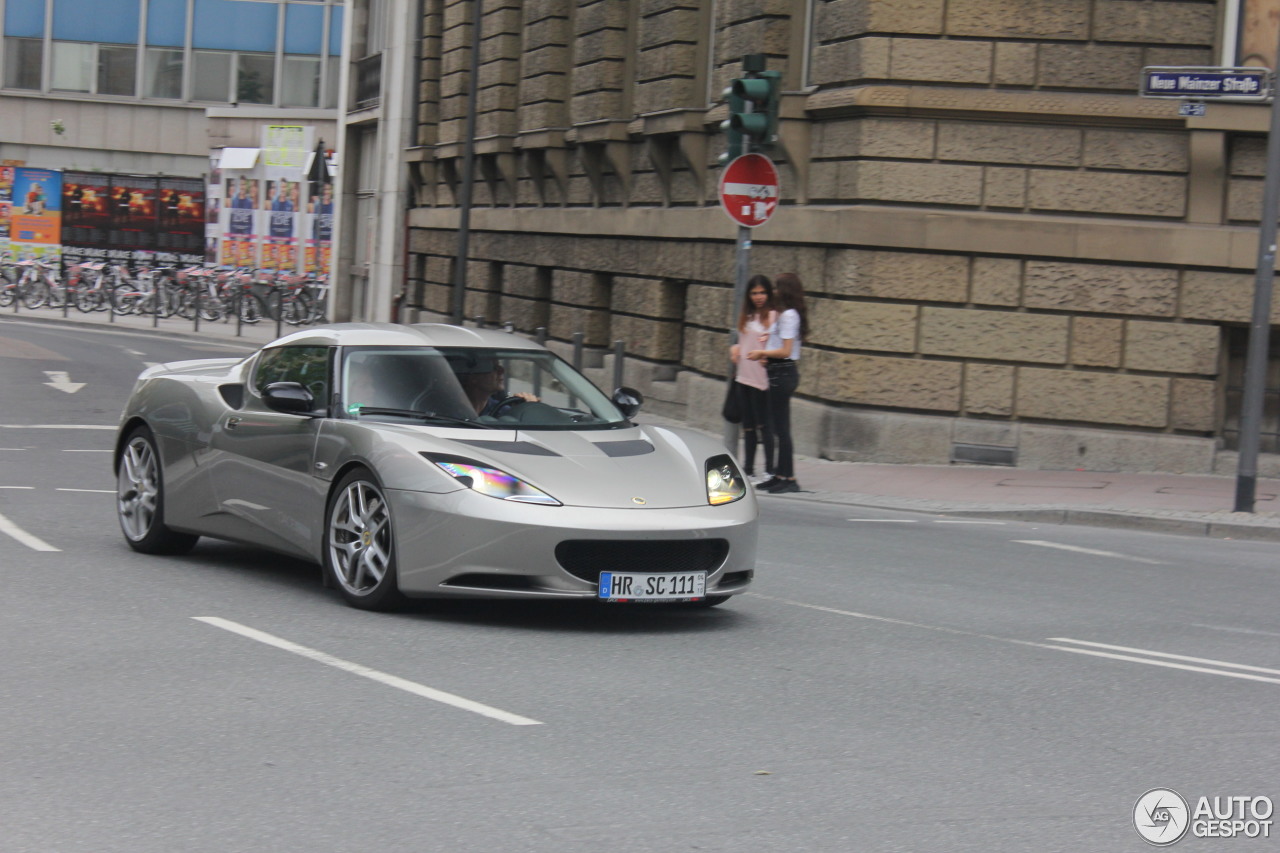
[719,153,779,228]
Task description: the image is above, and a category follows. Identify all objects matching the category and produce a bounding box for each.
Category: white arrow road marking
[0,511,60,551]
[42,371,86,394]
[193,617,544,726]
[1012,539,1166,565]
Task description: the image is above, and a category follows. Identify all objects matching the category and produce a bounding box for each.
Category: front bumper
[387,487,757,599]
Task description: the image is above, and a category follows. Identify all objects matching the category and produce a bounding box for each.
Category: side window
[253,346,331,411]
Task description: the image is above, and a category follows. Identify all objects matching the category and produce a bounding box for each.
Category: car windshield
[340,346,629,429]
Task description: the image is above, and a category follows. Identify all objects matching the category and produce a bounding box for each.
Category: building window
[145,47,184,99]
[51,42,95,92]
[237,52,275,103]
[99,45,138,96]
[282,55,321,107]
[193,50,233,101]
[3,38,43,90]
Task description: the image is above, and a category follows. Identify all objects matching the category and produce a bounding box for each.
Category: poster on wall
[9,167,63,262]
[156,177,206,267]
[306,179,333,277]
[262,178,298,271]
[108,175,158,253]
[0,166,12,247]
[60,171,113,268]
[222,175,259,267]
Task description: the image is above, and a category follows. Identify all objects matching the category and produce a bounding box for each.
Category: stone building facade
[393,0,1278,475]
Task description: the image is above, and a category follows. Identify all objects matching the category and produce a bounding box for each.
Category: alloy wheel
[117,436,159,541]
[328,479,393,596]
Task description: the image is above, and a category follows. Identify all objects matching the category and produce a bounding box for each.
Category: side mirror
[262,381,316,415]
[611,386,643,419]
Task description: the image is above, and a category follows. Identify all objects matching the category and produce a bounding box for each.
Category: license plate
[598,571,706,602]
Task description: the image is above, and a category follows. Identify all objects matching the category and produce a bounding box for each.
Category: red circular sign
[718,153,780,228]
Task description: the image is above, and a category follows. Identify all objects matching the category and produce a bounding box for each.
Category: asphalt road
[2,317,1279,852]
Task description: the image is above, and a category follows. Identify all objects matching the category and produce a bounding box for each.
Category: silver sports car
[115,323,757,610]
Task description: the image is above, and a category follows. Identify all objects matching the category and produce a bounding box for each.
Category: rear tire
[117,426,199,555]
[324,468,407,610]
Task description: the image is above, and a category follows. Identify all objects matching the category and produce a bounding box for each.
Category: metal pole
[612,339,624,392]
[1235,57,1280,512]
[451,0,484,325]
[721,225,751,452]
[571,330,584,372]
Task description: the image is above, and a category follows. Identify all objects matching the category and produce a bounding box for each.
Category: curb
[760,490,1280,544]
[0,310,265,348]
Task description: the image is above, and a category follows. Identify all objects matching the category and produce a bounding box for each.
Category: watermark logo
[1135,789,1190,846]
[1134,790,1273,845]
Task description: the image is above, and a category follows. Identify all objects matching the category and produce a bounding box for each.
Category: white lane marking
[1192,623,1280,639]
[750,594,1280,688]
[42,371,85,394]
[0,424,116,430]
[846,518,917,523]
[1038,644,1280,686]
[0,486,34,490]
[748,593,1002,640]
[193,617,543,726]
[1012,539,1166,565]
[0,511,60,552]
[124,349,146,356]
[1047,637,1280,676]
[934,520,1006,525]
[61,449,112,453]
[56,488,115,493]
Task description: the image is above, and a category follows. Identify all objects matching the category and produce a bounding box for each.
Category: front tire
[117,426,199,554]
[324,468,407,610]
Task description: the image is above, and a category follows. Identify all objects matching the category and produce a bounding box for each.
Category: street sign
[1178,103,1207,117]
[1140,66,1271,100]
[719,153,779,228]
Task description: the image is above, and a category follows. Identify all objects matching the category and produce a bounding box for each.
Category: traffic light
[721,69,780,162]
[718,86,746,165]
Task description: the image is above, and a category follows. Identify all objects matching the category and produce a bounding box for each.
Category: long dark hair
[738,274,774,332]
[773,272,809,339]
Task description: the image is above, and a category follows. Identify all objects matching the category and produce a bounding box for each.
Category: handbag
[722,379,743,424]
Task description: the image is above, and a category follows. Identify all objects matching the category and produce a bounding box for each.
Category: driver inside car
[454,356,539,417]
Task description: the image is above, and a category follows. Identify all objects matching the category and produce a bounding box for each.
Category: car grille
[555,539,729,582]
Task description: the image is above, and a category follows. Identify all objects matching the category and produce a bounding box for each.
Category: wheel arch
[114,417,150,473]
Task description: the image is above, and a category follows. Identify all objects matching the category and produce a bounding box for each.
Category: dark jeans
[766,361,799,479]
[738,383,773,475]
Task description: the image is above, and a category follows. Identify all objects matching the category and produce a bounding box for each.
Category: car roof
[261,322,547,352]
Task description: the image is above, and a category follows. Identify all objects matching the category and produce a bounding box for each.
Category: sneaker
[755,476,781,490]
[749,473,773,486]
[766,479,800,494]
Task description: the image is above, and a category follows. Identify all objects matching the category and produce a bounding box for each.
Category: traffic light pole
[722,225,751,453]
[1234,55,1280,512]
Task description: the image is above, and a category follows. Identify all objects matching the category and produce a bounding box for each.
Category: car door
[206,345,333,559]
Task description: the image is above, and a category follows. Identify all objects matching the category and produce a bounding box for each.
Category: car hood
[411,423,737,509]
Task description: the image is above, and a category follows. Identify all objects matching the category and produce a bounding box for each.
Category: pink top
[735,313,774,391]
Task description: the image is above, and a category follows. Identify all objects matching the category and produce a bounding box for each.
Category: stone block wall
[399,0,1273,473]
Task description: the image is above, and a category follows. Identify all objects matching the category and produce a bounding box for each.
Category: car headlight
[706,454,746,505]
[421,454,561,505]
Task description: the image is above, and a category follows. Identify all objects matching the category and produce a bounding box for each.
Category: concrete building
[343,0,1280,476]
[0,0,343,182]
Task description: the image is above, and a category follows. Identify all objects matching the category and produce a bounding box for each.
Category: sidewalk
[8,307,1280,543]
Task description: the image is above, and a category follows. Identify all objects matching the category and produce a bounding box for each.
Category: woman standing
[730,275,776,482]
[748,272,808,494]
